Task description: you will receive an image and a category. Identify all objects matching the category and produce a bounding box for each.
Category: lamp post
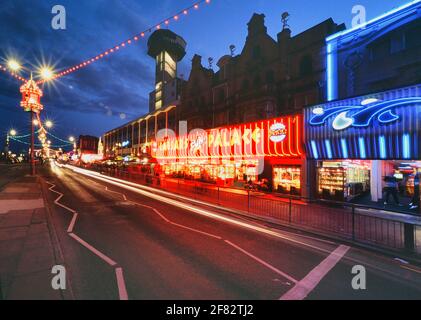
[9,58,55,175]
[5,129,17,156]
[20,75,43,175]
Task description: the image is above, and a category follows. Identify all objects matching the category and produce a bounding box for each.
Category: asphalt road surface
[37,162,421,300]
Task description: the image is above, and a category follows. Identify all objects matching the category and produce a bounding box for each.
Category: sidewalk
[0,174,64,300]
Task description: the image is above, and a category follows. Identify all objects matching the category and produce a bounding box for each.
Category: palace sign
[153,115,303,160]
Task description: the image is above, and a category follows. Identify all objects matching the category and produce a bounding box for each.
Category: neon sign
[154,115,303,160]
[305,84,421,160]
[309,97,421,130]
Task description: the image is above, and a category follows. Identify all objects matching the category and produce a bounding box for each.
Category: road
[37,162,421,300]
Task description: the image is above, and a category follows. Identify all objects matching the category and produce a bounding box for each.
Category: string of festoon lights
[0,64,27,83]
[36,0,212,84]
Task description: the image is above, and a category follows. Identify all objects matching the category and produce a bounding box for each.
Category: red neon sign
[154,115,304,160]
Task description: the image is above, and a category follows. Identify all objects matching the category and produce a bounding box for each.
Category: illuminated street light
[7,59,21,72]
[45,120,53,128]
[39,66,55,81]
[33,119,39,126]
[69,136,75,142]
[9,129,17,136]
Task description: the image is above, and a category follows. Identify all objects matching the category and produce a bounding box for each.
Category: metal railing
[95,167,420,255]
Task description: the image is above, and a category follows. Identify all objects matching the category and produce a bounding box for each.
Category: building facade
[103,13,343,196]
[304,0,421,205]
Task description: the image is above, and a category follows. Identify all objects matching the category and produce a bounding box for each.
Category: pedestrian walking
[383,176,401,206]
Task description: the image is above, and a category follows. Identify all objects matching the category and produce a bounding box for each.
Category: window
[299,55,313,77]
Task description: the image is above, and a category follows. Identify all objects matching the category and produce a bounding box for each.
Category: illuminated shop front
[153,115,305,194]
[305,84,421,202]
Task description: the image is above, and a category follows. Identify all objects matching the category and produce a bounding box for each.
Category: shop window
[317,161,371,202]
[273,167,301,195]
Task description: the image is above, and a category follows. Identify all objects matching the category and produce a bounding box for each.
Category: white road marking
[46,179,129,300]
[170,221,222,240]
[225,240,298,284]
[105,186,127,201]
[67,212,78,233]
[280,245,350,300]
[68,232,118,267]
[115,267,129,300]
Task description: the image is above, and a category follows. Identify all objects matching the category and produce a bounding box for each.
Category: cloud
[0,0,158,139]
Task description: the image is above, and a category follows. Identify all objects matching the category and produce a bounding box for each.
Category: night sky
[0,0,410,152]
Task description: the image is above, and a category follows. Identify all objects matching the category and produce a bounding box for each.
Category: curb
[38,175,75,300]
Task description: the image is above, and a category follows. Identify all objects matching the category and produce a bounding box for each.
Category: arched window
[299,55,313,76]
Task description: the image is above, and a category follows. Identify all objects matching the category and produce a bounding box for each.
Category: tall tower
[147,29,187,112]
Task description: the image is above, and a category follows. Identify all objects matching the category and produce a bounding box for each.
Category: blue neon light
[403,134,411,159]
[325,140,333,159]
[326,42,336,102]
[311,140,319,159]
[309,97,421,130]
[326,0,421,42]
[379,136,387,159]
[340,139,348,158]
[358,138,366,159]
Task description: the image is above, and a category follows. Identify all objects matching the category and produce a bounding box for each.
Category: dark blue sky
[0,0,410,151]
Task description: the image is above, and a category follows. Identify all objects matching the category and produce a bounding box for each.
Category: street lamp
[7,59,21,72]
[5,129,17,157]
[39,66,55,82]
[45,120,53,128]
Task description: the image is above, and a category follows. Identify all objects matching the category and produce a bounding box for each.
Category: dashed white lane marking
[68,233,117,267]
[169,221,223,240]
[225,240,298,284]
[105,186,127,201]
[115,267,129,300]
[47,180,129,300]
[280,245,350,300]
